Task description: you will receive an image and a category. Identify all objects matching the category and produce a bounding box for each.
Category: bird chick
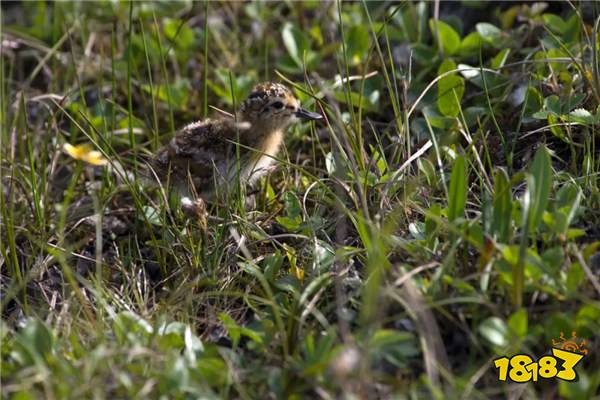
[153,82,322,202]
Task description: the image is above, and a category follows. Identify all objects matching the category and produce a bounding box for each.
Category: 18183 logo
[494,331,587,383]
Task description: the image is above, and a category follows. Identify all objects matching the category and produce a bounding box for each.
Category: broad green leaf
[409,222,425,240]
[542,14,566,34]
[113,311,153,345]
[523,86,543,117]
[491,48,510,69]
[274,275,300,294]
[392,3,420,42]
[558,371,593,400]
[479,317,509,347]
[437,59,465,117]
[275,216,301,232]
[312,240,335,273]
[346,25,369,64]
[500,5,520,29]
[563,93,586,113]
[164,18,194,50]
[263,252,283,281]
[411,43,437,65]
[283,191,302,220]
[459,31,482,54]
[10,392,33,400]
[567,108,600,125]
[528,146,552,233]
[196,356,228,387]
[14,319,53,366]
[429,19,461,56]
[448,154,467,222]
[563,14,582,42]
[422,105,456,129]
[162,357,189,392]
[282,22,310,67]
[545,95,562,115]
[142,205,161,226]
[143,79,190,110]
[508,309,528,338]
[332,90,378,113]
[476,22,503,47]
[210,69,256,105]
[218,313,262,345]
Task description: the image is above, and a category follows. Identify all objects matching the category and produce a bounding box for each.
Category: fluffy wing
[153,118,250,195]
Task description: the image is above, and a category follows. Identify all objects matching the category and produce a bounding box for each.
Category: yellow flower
[63,143,108,166]
[291,264,305,281]
[283,243,304,281]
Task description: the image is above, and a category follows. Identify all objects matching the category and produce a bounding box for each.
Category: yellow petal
[290,265,304,281]
[63,143,107,166]
[83,150,108,166]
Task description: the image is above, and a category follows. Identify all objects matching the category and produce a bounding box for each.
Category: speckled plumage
[152,82,321,201]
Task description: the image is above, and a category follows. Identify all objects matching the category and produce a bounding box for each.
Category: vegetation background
[1,1,600,398]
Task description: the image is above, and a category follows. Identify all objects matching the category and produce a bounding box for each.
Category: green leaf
[528,146,552,233]
[346,25,369,64]
[368,329,414,349]
[429,19,461,56]
[542,14,566,34]
[164,18,194,50]
[276,192,304,231]
[448,154,467,222]
[479,317,509,347]
[545,95,562,115]
[563,14,582,43]
[142,79,190,110]
[299,272,333,307]
[113,311,153,345]
[566,262,584,294]
[210,69,256,106]
[523,86,543,117]
[567,108,600,125]
[312,240,335,273]
[459,31,482,55]
[219,313,263,345]
[196,355,228,387]
[476,22,503,47]
[437,59,465,117]
[142,205,161,226]
[263,252,283,281]
[492,168,512,242]
[283,191,302,220]
[564,93,585,112]
[508,309,528,338]
[13,319,53,366]
[332,90,378,113]
[275,216,301,232]
[274,275,300,294]
[491,48,510,69]
[558,371,593,400]
[548,114,570,143]
[282,22,310,67]
[555,184,583,229]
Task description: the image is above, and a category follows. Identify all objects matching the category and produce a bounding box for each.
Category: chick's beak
[295,108,322,120]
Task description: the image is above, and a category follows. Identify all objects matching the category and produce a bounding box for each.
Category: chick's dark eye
[272,101,284,109]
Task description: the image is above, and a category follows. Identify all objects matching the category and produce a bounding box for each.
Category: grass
[1,1,600,399]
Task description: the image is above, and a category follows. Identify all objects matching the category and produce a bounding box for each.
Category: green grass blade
[528,146,552,234]
[448,154,467,222]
